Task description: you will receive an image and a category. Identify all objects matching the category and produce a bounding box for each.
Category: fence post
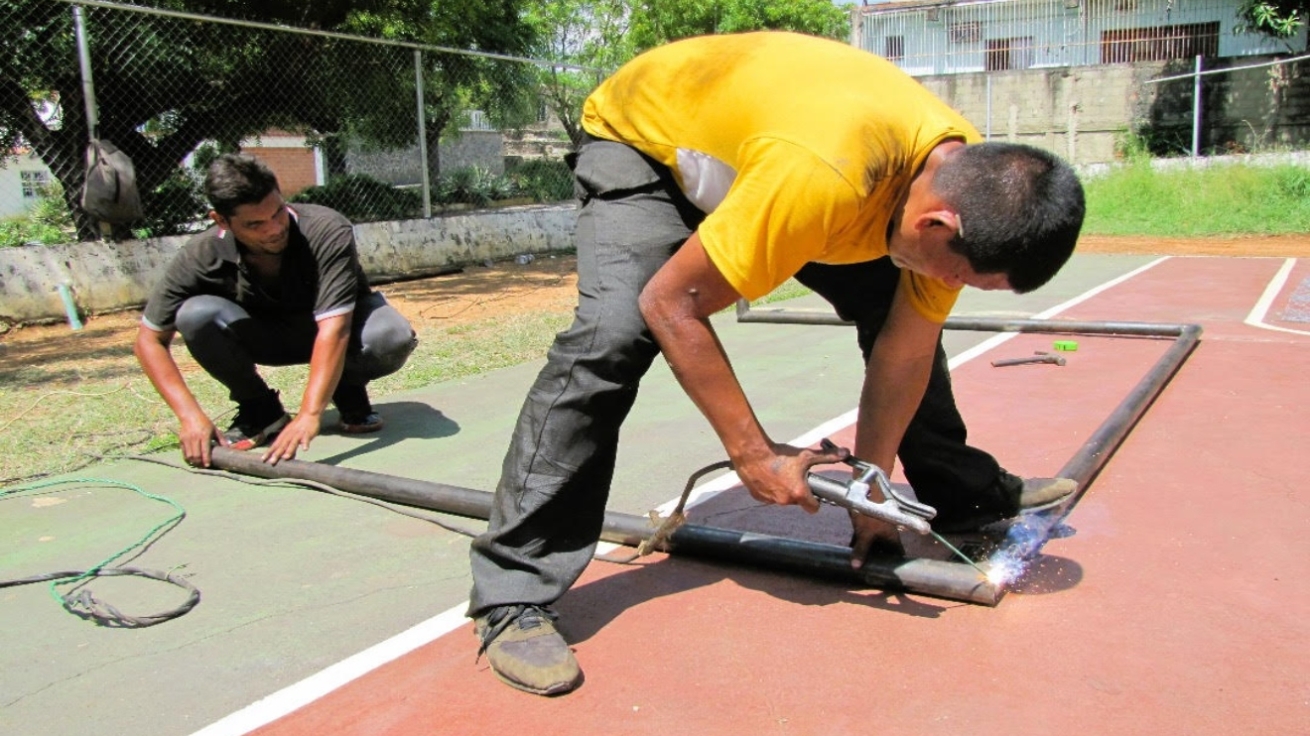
[414,49,432,218]
[71,4,99,141]
[1191,54,1202,158]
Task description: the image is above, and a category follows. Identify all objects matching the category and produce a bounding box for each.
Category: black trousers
[174,291,416,413]
[467,138,1015,617]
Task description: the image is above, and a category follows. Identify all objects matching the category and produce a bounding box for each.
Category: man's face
[887,211,1012,292]
[212,190,291,256]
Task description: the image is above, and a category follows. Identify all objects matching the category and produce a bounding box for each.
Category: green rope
[1,477,193,626]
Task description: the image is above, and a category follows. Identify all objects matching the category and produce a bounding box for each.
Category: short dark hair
[204,153,281,217]
[932,143,1085,293]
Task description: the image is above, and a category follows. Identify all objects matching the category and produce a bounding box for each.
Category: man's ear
[208,210,227,229]
[913,208,964,238]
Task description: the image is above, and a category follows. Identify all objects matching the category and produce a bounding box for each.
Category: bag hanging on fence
[81,139,143,224]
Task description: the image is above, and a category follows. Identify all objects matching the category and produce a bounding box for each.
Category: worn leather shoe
[475,604,582,696]
[932,475,1078,534]
[1018,477,1078,511]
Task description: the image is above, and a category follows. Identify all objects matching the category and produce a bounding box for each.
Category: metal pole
[985,74,992,141]
[208,446,1001,606]
[414,49,432,219]
[1192,54,1202,158]
[734,301,1204,601]
[71,4,98,141]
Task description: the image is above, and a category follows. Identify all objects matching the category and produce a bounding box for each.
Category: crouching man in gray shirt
[135,153,416,467]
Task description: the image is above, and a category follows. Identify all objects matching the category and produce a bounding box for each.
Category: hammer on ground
[991,353,1066,367]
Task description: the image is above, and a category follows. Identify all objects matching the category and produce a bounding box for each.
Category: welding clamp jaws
[807,439,937,535]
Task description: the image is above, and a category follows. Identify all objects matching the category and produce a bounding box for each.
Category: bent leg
[334,292,418,414]
[174,295,312,406]
[469,139,703,615]
[794,260,1017,525]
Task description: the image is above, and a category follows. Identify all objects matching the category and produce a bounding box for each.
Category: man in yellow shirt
[469,31,1085,695]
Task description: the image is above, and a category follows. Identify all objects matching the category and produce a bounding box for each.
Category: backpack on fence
[81,139,143,224]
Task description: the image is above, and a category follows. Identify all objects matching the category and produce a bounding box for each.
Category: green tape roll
[1053,340,1079,352]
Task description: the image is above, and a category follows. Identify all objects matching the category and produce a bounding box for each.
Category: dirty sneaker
[223,405,290,451]
[338,411,384,434]
[475,604,582,696]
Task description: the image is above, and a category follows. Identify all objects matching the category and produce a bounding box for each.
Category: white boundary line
[189,254,1171,736]
[1244,258,1310,337]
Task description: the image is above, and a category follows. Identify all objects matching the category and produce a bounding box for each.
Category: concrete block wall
[920,56,1310,164]
[0,204,578,326]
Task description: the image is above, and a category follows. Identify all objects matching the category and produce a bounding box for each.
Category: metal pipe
[71,4,99,140]
[414,50,432,219]
[208,446,1001,605]
[1192,55,1203,158]
[207,309,1199,608]
[734,300,1204,598]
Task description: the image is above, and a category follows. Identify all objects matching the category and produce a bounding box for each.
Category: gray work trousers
[466,137,1011,617]
[174,291,416,411]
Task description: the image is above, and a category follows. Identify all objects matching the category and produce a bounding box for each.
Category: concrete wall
[346,130,505,187]
[920,55,1310,164]
[0,204,577,326]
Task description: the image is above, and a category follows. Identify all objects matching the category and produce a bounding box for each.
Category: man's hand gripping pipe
[809,438,937,535]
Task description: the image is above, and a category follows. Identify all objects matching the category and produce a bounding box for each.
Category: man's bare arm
[639,233,845,511]
[262,312,351,464]
[134,323,222,467]
[848,286,944,565]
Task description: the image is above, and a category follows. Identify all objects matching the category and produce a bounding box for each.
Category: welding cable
[0,477,197,628]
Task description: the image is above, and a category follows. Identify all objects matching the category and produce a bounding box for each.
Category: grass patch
[1083,161,1310,236]
[0,309,573,485]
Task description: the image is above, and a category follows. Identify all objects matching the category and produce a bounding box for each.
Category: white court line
[190,254,1170,736]
[1244,258,1310,337]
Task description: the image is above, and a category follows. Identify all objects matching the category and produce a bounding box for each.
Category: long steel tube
[734,300,1204,598]
[207,309,1199,608]
[208,447,1000,605]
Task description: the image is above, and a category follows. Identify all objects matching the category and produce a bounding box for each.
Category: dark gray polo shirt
[141,203,371,331]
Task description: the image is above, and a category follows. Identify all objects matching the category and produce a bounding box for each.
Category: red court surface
[222,256,1307,736]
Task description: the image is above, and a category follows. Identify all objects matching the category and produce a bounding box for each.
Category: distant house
[853,0,1308,76]
[239,130,325,197]
[0,149,56,219]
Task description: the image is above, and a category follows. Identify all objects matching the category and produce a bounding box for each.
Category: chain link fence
[0,0,580,247]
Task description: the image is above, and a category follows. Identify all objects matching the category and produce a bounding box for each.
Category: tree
[0,0,536,240]
[1238,0,1307,47]
[628,0,850,50]
[524,1,632,146]
[526,0,851,148]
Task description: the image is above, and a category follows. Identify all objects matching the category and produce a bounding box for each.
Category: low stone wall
[0,204,578,326]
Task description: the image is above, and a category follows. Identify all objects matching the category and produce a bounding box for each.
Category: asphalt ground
[9,253,1304,735]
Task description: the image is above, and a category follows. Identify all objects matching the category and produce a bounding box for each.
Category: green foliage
[0,184,75,247]
[133,169,210,239]
[435,166,514,207]
[0,0,537,239]
[1237,0,1307,40]
[527,0,853,147]
[506,158,575,202]
[629,0,852,48]
[290,174,424,222]
[1082,161,1310,236]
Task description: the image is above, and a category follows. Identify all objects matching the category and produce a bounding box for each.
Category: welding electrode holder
[808,439,937,535]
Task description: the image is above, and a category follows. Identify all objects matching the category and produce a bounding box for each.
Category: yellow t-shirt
[581,31,981,322]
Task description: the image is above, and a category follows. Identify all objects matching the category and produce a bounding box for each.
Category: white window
[20,170,50,199]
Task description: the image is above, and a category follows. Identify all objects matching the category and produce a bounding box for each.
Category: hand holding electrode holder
[807,439,937,535]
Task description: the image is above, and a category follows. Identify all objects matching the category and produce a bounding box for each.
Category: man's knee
[175,295,246,341]
[359,303,417,378]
